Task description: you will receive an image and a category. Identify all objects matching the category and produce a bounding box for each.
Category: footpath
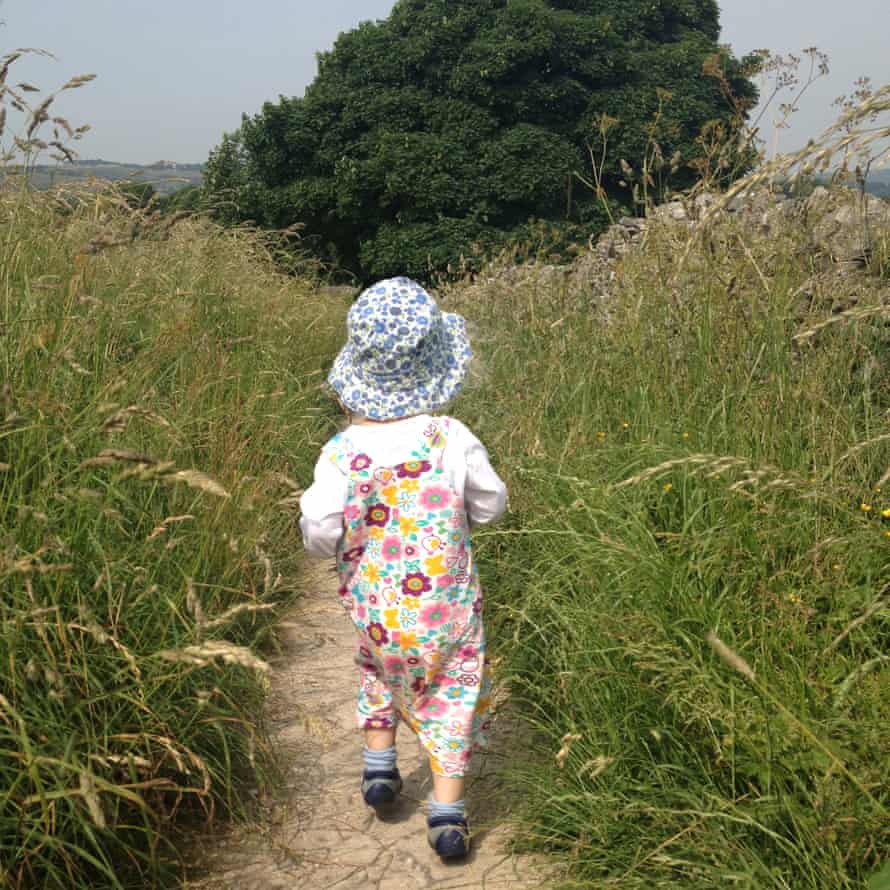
[188,560,544,890]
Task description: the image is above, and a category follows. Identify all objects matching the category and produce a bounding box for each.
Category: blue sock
[363,745,397,773]
[428,795,466,821]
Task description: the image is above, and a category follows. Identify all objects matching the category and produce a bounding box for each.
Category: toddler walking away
[299,277,507,860]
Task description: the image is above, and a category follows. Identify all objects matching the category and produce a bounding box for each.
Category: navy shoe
[427,815,471,859]
[361,769,402,809]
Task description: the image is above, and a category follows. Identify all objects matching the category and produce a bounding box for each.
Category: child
[299,277,507,859]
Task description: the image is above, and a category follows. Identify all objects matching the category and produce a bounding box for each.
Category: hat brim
[328,312,472,421]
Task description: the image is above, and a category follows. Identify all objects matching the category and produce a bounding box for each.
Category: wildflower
[786,593,802,605]
[597,431,606,440]
[622,421,630,430]
[860,504,873,513]
[882,509,890,519]
[663,482,673,493]
[885,531,890,540]
[682,432,690,440]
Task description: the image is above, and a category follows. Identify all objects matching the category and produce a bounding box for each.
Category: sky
[1,0,886,165]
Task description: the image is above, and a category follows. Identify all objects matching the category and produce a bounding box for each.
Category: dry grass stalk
[822,582,890,654]
[101,405,172,434]
[79,770,106,828]
[80,448,160,468]
[837,433,890,465]
[67,619,142,679]
[793,304,890,343]
[155,641,270,674]
[165,469,230,499]
[705,631,756,682]
[203,602,276,630]
[146,514,195,542]
[556,732,582,768]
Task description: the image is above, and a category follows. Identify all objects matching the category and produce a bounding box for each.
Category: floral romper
[328,418,492,777]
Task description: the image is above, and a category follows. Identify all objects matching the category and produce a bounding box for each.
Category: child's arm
[298,452,347,558]
[463,436,508,527]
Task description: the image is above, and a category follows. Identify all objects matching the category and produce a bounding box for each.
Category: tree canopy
[205,0,757,281]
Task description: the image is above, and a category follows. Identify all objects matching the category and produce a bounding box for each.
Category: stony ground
[187,560,546,890]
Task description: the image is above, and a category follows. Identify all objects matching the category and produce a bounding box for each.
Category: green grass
[0,185,346,888]
[2,176,888,889]
[446,205,890,888]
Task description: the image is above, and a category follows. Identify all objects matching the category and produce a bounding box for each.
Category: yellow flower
[400,478,420,493]
[399,631,418,650]
[597,431,606,440]
[885,530,890,540]
[882,509,890,519]
[383,608,400,630]
[622,421,630,430]
[362,563,381,584]
[786,593,802,605]
[401,596,421,610]
[399,516,419,535]
[368,526,385,541]
[663,483,673,493]
[860,503,873,513]
[682,432,690,440]
[382,486,399,506]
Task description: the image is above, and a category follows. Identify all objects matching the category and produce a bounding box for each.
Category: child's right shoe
[361,768,402,809]
[427,815,471,859]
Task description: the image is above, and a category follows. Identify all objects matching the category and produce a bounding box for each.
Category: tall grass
[0,185,346,888]
[447,193,890,887]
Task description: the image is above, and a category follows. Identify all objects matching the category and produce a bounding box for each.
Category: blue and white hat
[328,277,472,421]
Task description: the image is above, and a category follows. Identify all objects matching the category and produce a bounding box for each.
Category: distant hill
[11,159,203,196]
[813,166,890,198]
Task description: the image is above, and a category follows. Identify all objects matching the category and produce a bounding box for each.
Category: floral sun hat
[328,277,473,421]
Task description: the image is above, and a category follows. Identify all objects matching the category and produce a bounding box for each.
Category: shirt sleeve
[460,428,508,528]
[298,450,348,558]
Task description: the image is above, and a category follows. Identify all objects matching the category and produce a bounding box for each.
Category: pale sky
[1,1,886,165]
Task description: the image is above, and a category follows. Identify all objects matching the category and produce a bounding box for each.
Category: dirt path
[188,560,546,890]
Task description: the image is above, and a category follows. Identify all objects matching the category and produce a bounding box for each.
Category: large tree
[206,0,757,280]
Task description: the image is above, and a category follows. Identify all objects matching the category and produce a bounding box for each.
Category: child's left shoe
[427,815,471,859]
[361,768,403,809]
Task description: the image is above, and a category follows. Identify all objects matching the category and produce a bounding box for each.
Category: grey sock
[363,745,397,772]
[428,795,466,820]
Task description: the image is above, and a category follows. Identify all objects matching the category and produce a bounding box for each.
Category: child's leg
[427,757,470,859]
[432,772,465,804]
[356,648,402,808]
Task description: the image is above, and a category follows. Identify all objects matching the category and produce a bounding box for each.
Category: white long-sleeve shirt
[299,415,507,558]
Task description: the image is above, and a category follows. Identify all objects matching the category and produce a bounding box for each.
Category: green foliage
[445,206,890,887]
[115,181,157,210]
[0,185,344,888]
[158,184,203,213]
[205,0,756,280]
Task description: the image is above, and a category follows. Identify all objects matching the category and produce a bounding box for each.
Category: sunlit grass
[0,184,346,888]
[448,199,890,888]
